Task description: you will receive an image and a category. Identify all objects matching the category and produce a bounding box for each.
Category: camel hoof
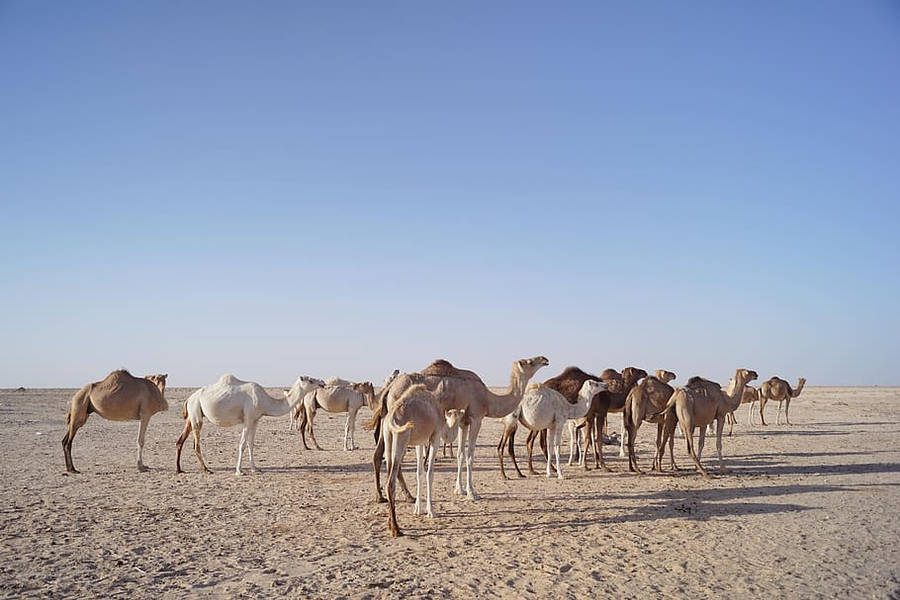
[517,473,526,479]
[202,469,212,475]
[235,471,244,477]
[66,469,80,475]
[413,505,422,515]
[137,465,149,473]
[391,530,403,538]
[427,511,437,518]
[467,492,480,501]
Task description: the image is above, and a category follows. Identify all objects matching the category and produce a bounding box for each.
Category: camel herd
[60,359,806,537]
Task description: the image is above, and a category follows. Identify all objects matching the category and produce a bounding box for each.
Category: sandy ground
[1,384,899,599]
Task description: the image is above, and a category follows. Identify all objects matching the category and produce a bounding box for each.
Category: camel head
[145,373,168,394]
[600,369,625,393]
[798,377,807,387]
[284,376,325,402]
[579,379,608,398]
[383,369,401,389]
[514,356,550,380]
[621,367,648,388]
[654,370,676,384]
[353,381,378,411]
[735,369,758,385]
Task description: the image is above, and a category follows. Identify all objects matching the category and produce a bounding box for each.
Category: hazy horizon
[2,3,898,388]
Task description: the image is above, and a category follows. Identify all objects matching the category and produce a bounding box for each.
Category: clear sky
[1,2,898,387]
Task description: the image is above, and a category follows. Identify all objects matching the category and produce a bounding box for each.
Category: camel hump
[325,376,352,387]
[421,359,461,377]
[686,376,717,388]
[217,373,244,386]
[95,369,135,392]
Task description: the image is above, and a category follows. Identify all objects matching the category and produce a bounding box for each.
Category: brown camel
[653,369,758,479]
[759,377,806,425]
[368,356,549,503]
[62,369,168,473]
[623,369,677,473]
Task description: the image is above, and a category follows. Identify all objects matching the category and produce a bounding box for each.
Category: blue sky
[1,2,898,387]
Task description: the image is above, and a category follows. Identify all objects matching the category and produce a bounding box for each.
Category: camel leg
[759,397,768,426]
[716,417,729,473]
[297,407,311,450]
[454,421,467,496]
[552,426,564,480]
[727,411,735,437]
[508,427,525,478]
[748,400,756,426]
[414,445,424,515]
[373,426,387,503]
[596,411,610,472]
[425,443,437,518]
[497,427,511,480]
[627,413,643,474]
[247,420,261,473]
[175,420,192,473]
[348,407,359,450]
[463,418,482,500]
[697,425,707,461]
[776,400,783,425]
[680,413,710,480]
[235,426,248,475]
[386,429,405,537]
[306,406,324,451]
[62,391,92,474]
[525,429,539,475]
[668,421,677,471]
[785,398,792,425]
[136,416,151,472]
[191,420,211,474]
[581,419,593,471]
[619,412,627,458]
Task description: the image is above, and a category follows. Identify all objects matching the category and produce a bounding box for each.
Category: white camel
[296,379,377,451]
[499,379,608,480]
[176,374,323,475]
[287,376,325,430]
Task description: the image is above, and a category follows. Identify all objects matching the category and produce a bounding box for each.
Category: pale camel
[175,374,321,475]
[287,376,325,431]
[497,379,608,480]
[62,369,168,473]
[653,369,758,479]
[296,380,377,451]
[759,377,807,425]
[369,356,549,503]
[383,384,453,537]
[623,369,677,473]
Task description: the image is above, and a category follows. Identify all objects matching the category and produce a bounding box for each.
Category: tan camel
[759,377,806,425]
[295,381,377,451]
[623,369,677,473]
[62,369,168,473]
[369,356,549,502]
[653,369,758,479]
[383,384,454,537]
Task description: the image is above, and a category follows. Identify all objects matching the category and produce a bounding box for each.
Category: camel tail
[181,400,188,420]
[647,392,678,422]
[364,384,392,432]
[388,410,415,435]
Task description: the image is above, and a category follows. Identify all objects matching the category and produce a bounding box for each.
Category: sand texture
[1,385,899,598]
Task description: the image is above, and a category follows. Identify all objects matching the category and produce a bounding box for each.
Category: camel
[382,384,457,537]
[295,380,377,450]
[652,369,758,479]
[540,366,646,471]
[369,356,549,503]
[759,377,806,425]
[62,369,168,473]
[175,374,322,475]
[623,369,678,473]
[497,379,608,480]
[287,376,325,431]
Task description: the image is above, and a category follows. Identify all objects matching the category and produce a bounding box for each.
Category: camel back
[544,367,601,402]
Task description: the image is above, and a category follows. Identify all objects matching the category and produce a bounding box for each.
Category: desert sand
[1,385,898,598]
